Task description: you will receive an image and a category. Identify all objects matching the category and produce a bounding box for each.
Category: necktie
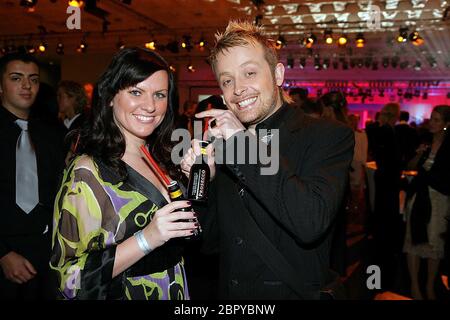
[15,119,39,214]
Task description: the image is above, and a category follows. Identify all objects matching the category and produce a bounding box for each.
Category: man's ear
[274,63,285,87]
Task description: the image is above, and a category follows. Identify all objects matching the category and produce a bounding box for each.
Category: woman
[57,80,89,163]
[403,105,450,300]
[57,80,88,132]
[50,48,197,300]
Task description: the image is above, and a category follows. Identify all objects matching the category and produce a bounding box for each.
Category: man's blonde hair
[209,20,291,103]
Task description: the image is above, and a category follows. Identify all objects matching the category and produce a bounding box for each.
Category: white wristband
[135,230,152,255]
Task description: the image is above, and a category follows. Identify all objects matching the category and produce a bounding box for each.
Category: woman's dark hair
[318,91,349,124]
[78,47,180,181]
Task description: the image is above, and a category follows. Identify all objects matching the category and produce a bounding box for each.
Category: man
[181,21,354,299]
[0,52,64,299]
[395,111,419,171]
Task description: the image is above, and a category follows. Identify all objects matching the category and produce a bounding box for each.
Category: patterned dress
[50,155,190,300]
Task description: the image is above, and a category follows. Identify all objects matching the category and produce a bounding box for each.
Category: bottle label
[198,169,207,198]
[170,189,183,198]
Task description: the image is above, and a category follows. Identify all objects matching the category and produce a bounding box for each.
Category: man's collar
[0,104,20,122]
[256,103,291,130]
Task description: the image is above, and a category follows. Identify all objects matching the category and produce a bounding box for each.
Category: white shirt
[63,113,81,129]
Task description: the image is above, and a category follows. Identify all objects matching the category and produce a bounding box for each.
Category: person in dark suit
[56,80,89,162]
[181,20,354,300]
[395,111,419,171]
[0,52,65,299]
[369,103,403,291]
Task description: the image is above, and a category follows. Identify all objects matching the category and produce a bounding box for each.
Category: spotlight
[26,45,36,54]
[77,40,87,53]
[197,37,207,50]
[338,34,348,46]
[356,58,363,68]
[38,41,47,53]
[254,14,263,26]
[117,40,125,50]
[145,40,156,50]
[68,0,84,7]
[20,0,37,9]
[414,60,422,71]
[428,57,438,68]
[314,57,321,70]
[187,63,195,73]
[56,42,64,55]
[275,35,286,50]
[324,29,333,45]
[355,33,365,48]
[169,65,176,72]
[287,57,294,69]
[301,33,316,49]
[397,27,408,43]
[299,57,306,69]
[409,31,424,46]
[181,36,192,51]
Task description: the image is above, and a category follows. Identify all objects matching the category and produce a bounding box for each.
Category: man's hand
[0,251,37,284]
[181,139,216,180]
[196,109,245,141]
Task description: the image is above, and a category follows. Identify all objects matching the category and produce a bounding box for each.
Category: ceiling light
[355,33,365,48]
[287,57,294,69]
[145,40,156,50]
[77,40,87,53]
[56,42,64,55]
[409,31,424,46]
[68,0,84,7]
[397,27,408,43]
[301,33,316,49]
[187,63,195,73]
[275,35,286,50]
[338,34,348,46]
[38,41,47,53]
[299,57,306,69]
[324,29,333,45]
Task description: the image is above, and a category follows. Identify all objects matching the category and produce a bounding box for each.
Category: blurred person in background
[403,105,450,300]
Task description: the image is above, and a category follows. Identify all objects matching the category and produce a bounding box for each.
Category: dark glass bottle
[168,180,201,239]
[187,141,210,203]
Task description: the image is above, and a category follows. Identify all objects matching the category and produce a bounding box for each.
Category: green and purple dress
[50,155,189,300]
